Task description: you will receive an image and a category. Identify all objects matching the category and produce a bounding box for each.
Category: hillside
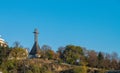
[0,45,120,73]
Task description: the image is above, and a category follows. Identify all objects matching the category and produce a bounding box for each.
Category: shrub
[73,66,87,73]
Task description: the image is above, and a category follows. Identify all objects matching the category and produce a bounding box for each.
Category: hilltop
[0,44,120,73]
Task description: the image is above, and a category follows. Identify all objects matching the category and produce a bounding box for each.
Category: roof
[29,28,41,57]
[29,42,41,55]
[0,38,4,41]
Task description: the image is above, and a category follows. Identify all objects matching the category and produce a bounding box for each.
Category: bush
[73,66,87,73]
[30,65,40,73]
[98,69,106,73]
[25,70,33,73]
[44,71,53,73]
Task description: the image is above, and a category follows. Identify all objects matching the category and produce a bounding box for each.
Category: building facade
[0,36,7,47]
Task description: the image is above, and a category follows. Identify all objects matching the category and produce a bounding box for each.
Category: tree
[41,45,56,60]
[57,47,65,59]
[0,46,9,64]
[62,45,84,65]
[98,52,104,61]
[87,50,98,68]
[110,52,119,70]
[8,47,28,60]
[111,59,118,70]
[111,52,118,60]
[13,41,22,48]
[103,53,111,69]
[118,61,120,70]
[97,52,104,68]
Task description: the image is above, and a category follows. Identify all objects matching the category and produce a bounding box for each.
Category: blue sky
[0,0,120,55]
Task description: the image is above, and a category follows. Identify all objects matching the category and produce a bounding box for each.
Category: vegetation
[0,43,120,73]
[62,45,84,65]
[0,46,8,64]
[72,66,87,73]
[8,47,28,60]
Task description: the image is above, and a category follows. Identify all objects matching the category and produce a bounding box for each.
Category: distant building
[0,35,7,47]
[29,29,41,58]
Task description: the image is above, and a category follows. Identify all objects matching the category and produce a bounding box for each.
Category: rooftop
[0,35,5,42]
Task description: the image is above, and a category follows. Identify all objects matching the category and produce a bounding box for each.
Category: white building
[0,35,7,47]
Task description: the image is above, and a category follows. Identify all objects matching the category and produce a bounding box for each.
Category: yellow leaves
[8,48,28,60]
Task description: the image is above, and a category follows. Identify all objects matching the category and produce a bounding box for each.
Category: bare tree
[87,50,98,68]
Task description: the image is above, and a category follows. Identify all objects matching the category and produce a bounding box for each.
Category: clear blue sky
[0,0,120,55]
